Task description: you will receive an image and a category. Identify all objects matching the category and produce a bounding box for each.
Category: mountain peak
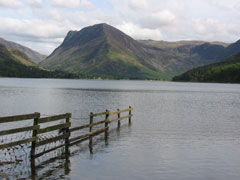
[41,23,169,80]
[60,23,136,52]
[61,23,111,48]
[88,23,112,28]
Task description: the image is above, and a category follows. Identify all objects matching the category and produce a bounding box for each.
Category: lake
[1,78,240,180]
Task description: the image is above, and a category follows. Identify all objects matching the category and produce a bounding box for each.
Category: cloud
[81,0,95,10]
[0,17,69,38]
[117,22,163,40]
[27,0,43,8]
[0,0,24,8]
[0,0,240,55]
[140,10,177,29]
[128,0,148,10]
[208,0,234,11]
[49,0,95,10]
[49,0,81,8]
[0,16,72,54]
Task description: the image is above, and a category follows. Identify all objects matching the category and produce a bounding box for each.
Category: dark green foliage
[173,51,240,83]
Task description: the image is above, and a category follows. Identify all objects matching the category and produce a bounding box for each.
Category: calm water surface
[0,78,240,180]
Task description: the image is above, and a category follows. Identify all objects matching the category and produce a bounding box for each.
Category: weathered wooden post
[31,112,40,159]
[105,110,109,140]
[31,112,39,178]
[64,113,71,172]
[117,109,121,128]
[89,112,93,147]
[30,157,36,177]
[129,106,132,124]
[65,113,71,153]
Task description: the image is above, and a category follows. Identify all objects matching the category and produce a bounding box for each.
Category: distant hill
[139,39,240,77]
[139,40,228,49]
[190,40,240,62]
[41,23,240,80]
[139,40,234,76]
[172,51,240,83]
[0,37,46,64]
[0,43,78,78]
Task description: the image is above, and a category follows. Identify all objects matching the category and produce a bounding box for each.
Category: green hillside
[9,48,37,67]
[172,52,240,83]
[139,40,228,49]
[0,43,78,78]
[0,37,46,64]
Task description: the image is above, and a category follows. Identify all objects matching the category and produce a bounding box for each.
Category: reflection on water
[0,124,131,180]
[1,78,240,180]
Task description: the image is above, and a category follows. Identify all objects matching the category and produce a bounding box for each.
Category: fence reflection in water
[0,107,133,179]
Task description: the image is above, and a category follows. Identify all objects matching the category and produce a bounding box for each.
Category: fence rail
[0,113,40,150]
[0,113,40,123]
[0,106,133,160]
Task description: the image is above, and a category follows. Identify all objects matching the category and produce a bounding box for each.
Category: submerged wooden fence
[0,106,133,159]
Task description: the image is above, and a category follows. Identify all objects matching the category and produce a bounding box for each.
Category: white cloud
[81,0,95,10]
[128,0,148,10]
[49,0,81,8]
[190,18,234,42]
[141,10,177,28]
[0,17,69,38]
[0,0,240,55]
[27,0,43,8]
[49,0,95,10]
[0,0,24,8]
[117,22,163,40]
[208,0,235,11]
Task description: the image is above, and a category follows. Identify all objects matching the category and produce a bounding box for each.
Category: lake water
[1,78,240,180]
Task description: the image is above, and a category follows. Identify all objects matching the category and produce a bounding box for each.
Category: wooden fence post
[89,112,93,147]
[65,113,71,153]
[31,112,39,177]
[117,109,121,128]
[129,106,132,124]
[31,112,40,159]
[105,110,109,140]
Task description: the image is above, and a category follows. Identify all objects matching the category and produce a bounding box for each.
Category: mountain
[8,48,37,67]
[139,40,232,75]
[41,23,170,80]
[0,37,46,64]
[190,40,240,62]
[0,43,78,78]
[172,51,240,83]
[139,40,227,50]
[41,23,240,80]
[139,39,240,76]
[139,40,228,49]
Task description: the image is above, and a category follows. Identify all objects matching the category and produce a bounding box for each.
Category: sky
[0,0,240,55]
